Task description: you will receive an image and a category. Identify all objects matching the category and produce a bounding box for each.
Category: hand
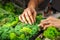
[38,16,60,29]
[19,7,36,24]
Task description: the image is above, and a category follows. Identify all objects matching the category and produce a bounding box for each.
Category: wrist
[28,5,35,9]
[27,0,36,9]
[27,6,35,11]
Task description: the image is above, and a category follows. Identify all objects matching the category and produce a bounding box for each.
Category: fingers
[38,20,46,26]
[25,11,32,24]
[19,15,24,22]
[34,11,37,22]
[43,24,54,30]
[38,16,60,29]
[38,23,51,30]
[21,13,27,24]
[38,19,50,26]
[38,19,52,29]
[33,9,37,22]
[27,10,34,24]
[43,25,50,30]
[19,10,32,24]
[19,8,36,24]
[38,22,50,27]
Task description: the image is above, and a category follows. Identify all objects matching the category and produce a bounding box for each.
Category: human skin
[19,0,44,24]
[38,16,60,29]
[19,0,60,29]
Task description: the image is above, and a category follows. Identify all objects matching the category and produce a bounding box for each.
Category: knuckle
[29,13,32,16]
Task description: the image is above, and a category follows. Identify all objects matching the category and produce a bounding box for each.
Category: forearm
[28,0,44,9]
